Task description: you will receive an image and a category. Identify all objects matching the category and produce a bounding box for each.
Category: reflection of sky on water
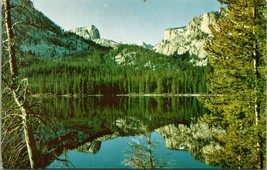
[47,132,218,169]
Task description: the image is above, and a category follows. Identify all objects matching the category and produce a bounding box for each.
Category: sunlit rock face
[93,38,119,47]
[133,41,154,49]
[71,25,100,40]
[71,25,120,47]
[154,12,220,66]
[114,49,137,65]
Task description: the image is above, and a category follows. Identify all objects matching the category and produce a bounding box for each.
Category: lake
[29,95,220,168]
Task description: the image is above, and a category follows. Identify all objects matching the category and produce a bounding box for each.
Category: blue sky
[32,0,222,45]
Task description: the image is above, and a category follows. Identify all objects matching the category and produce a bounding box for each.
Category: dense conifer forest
[20,45,209,95]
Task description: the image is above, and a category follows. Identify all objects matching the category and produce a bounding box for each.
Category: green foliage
[21,45,209,95]
[30,96,206,132]
[201,0,266,168]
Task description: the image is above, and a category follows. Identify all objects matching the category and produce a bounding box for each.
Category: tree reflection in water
[2,96,215,168]
[124,133,173,169]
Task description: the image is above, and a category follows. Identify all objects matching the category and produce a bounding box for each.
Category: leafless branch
[11,21,24,29]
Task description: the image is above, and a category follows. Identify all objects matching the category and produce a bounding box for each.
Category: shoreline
[30,93,224,97]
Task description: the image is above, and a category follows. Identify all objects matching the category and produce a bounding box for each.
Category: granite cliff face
[71,25,100,40]
[154,12,220,66]
[71,25,119,47]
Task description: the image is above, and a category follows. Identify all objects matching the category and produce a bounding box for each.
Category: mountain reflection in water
[27,96,220,168]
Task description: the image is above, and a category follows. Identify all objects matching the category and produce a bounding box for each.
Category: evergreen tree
[201,0,266,168]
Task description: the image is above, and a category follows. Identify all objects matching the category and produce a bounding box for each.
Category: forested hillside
[2,0,109,61]
[2,1,209,97]
[21,45,209,95]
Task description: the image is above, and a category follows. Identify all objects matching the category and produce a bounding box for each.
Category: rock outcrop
[93,38,119,47]
[133,41,154,49]
[154,12,220,66]
[71,25,120,48]
[71,25,100,40]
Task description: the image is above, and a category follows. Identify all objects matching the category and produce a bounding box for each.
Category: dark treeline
[29,96,206,139]
[32,96,205,128]
[20,45,209,95]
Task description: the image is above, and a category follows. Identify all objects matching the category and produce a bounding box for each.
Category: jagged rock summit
[154,12,220,66]
[71,25,154,49]
[71,25,119,47]
[71,25,101,40]
[133,41,154,49]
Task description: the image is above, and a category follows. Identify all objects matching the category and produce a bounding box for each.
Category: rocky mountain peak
[134,41,154,49]
[71,25,121,48]
[71,25,100,40]
[154,12,220,66]
[187,12,219,34]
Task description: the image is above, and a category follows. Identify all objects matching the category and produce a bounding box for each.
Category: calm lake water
[30,96,219,169]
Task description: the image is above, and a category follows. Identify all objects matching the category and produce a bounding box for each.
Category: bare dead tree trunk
[4,0,18,78]
[3,0,37,168]
[11,90,37,168]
